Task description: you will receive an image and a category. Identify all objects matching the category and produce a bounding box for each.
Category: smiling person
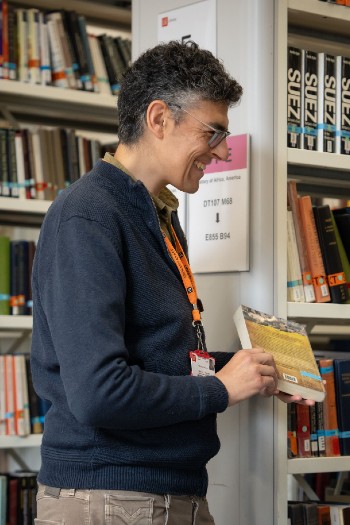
[31,41,312,525]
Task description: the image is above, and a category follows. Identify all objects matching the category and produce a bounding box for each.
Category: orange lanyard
[162,227,201,326]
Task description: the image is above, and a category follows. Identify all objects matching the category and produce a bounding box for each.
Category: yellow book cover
[233,305,326,402]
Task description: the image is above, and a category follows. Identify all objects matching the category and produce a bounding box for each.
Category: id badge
[189,350,215,377]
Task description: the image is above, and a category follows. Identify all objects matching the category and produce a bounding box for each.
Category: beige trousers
[35,484,216,525]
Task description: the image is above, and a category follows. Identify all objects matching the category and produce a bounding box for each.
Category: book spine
[318,53,337,153]
[287,180,315,302]
[1,0,9,80]
[309,403,319,456]
[334,359,350,456]
[299,195,331,303]
[296,404,311,457]
[330,210,350,302]
[316,400,326,457]
[287,208,305,302]
[46,14,68,88]
[39,11,52,86]
[0,355,7,435]
[4,355,15,435]
[27,9,41,84]
[287,46,303,149]
[336,55,350,155]
[0,236,10,315]
[7,4,17,80]
[16,9,29,83]
[319,359,341,457]
[303,50,318,151]
[314,205,348,303]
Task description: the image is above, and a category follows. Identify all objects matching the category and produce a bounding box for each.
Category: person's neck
[114,143,165,196]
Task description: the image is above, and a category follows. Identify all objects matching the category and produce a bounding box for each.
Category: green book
[331,210,350,304]
[0,236,10,315]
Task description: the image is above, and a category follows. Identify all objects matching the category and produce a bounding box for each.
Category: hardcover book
[336,55,350,155]
[313,204,348,304]
[303,50,318,151]
[318,359,341,457]
[334,359,350,456]
[318,53,337,153]
[287,46,303,149]
[233,305,326,402]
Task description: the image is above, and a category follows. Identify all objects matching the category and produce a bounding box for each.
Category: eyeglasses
[170,104,230,148]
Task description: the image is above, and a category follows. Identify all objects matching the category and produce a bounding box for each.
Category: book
[287,46,303,148]
[303,50,319,151]
[313,205,348,304]
[299,195,331,303]
[0,356,6,436]
[233,304,326,401]
[336,55,350,155]
[287,208,305,302]
[287,403,298,458]
[330,211,350,303]
[316,399,327,457]
[318,359,341,457]
[0,236,10,315]
[310,403,319,456]
[288,502,304,525]
[287,184,315,298]
[296,404,311,457]
[317,505,331,525]
[0,474,7,525]
[318,53,337,153]
[333,208,350,263]
[334,359,350,456]
[27,8,41,84]
[302,502,318,525]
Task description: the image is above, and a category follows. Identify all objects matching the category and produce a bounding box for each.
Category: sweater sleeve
[39,215,228,430]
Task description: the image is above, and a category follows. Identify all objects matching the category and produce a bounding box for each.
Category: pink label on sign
[204,134,248,174]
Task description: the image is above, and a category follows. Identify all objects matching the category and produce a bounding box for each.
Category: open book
[233,305,326,402]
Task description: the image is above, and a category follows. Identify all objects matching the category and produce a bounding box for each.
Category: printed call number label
[205,233,231,241]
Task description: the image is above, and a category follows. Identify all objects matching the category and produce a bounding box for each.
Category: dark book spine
[7,4,17,80]
[64,11,93,92]
[316,401,326,457]
[25,355,43,434]
[333,208,350,262]
[314,205,348,303]
[0,128,10,197]
[7,129,18,198]
[323,55,337,153]
[309,403,319,456]
[338,56,350,155]
[304,50,318,150]
[287,46,303,148]
[334,359,350,456]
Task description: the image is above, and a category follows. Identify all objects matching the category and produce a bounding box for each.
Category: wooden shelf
[288,0,350,37]
[0,197,51,215]
[9,0,131,29]
[0,80,118,131]
[288,456,350,475]
[0,316,33,331]
[0,434,42,449]
[287,302,350,324]
[287,148,350,172]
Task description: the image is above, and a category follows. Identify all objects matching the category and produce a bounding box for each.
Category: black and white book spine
[318,53,337,153]
[336,55,350,155]
[287,46,303,149]
[46,14,69,89]
[303,50,318,151]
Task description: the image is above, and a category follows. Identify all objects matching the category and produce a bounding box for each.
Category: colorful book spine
[299,196,331,303]
[319,359,341,457]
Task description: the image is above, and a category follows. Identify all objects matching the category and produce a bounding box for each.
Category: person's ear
[146,100,168,139]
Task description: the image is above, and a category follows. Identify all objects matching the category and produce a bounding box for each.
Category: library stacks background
[287,2,350,523]
[0,1,130,523]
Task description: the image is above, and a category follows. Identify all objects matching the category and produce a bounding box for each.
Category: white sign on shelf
[158,0,216,54]
[188,134,250,273]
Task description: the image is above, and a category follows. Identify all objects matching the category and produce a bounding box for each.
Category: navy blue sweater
[31,160,229,496]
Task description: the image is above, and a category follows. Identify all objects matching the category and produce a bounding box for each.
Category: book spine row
[288,500,350,525]
[0,471,38,525]
[288,358,350,459]
[0,2,132,95]
[0,353,48,437]
[287,46,350,155]
[287,181,350,304]
[0,127,110,201]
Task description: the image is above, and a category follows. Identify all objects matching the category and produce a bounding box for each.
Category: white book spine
[287,210,305,302]
[39,12,52,86]
[47,16,69,89]
[27,9,41,84]
[30,128,45,200]
[88,34,111,96]
[16,9,29,83]
[0,356,7,436]
[13,354,26,436]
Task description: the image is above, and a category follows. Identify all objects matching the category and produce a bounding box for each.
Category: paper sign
[188,134,250,273]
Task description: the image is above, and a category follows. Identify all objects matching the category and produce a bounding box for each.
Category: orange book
[296,404,312,457]
[299,195,331,303]
[317,505,331,525]
[319,359,340,457]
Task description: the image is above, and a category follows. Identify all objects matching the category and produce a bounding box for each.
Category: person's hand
[215,348,278,406]
[274,391,316,406]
